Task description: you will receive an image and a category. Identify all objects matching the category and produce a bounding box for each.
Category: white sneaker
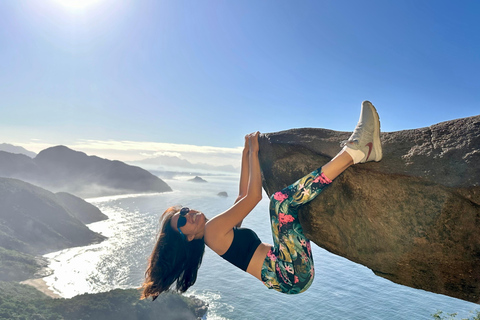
[342,100,382,163]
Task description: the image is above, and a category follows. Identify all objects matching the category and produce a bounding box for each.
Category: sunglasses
[177,207,189,240]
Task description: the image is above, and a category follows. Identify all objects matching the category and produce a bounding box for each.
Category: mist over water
[43,174,478,319]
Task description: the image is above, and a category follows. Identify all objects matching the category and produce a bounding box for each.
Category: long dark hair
[141,206,205,300]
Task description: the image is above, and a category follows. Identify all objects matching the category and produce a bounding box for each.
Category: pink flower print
[276,264,289,283]
[306,241,312,254]
[301,252,308,263]
[300,239,307,247]
[285,265,294,274]
[313,173,332,185]
[267,250,277,261]
[310,266,315,277]
[273,191,289,203]
[301,188,311,197]
[294,275,299,284]
[278,212,295,227]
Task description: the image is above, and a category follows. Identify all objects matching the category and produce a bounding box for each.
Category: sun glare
[54,0,102,10]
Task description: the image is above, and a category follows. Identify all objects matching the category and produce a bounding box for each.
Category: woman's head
[141,206,206,300]
[170,207,207,241]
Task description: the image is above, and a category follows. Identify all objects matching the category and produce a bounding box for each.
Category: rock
[258,115,480,304]
[217,191,228,197]
[189,176,207,183]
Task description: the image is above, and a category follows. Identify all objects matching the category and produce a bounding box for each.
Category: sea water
[43,174,479,319]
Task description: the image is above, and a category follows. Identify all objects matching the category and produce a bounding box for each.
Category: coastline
[20,278,62,299]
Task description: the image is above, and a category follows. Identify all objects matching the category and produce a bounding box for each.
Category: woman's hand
[247,131,260,153]
[243,134,250,155]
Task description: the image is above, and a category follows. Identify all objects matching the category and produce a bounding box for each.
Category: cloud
[13,139,243,168]
[139,151,183,158]
[73,139,243,155]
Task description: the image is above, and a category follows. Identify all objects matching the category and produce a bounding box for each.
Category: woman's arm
[246,132,262,203]
[234,136,250,227]
[205,132,262,238]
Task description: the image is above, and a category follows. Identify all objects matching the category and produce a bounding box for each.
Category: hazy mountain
[0,151,38,182]
[0,143,37,158]
[0,146,172,198]
[0,177,106,255]
[132,154,238,173]
[189,176,207,183]
[55,192,108,224]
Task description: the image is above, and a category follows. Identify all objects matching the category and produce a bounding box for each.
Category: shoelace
[340,139,360,150]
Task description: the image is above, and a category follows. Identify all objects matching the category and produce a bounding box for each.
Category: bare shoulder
[204,221,234,256]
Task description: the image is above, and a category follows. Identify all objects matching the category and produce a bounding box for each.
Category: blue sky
[1,0,479,165]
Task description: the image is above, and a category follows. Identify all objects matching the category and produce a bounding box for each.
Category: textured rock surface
[258,115,480,303]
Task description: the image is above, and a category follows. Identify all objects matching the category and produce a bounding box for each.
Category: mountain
[132,154,238,173]
[55,192,108,224]
[0,145,172,198]
[0,143,37,158]
[189,176,207,183]
[0,151,38,182]
[0,177,106,255]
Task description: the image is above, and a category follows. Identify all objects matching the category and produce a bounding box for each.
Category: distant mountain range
[0,143,37,158]
[0,145,208,316]
[0,145,172,198]
[0,143,169,278]
[131,154,238,173]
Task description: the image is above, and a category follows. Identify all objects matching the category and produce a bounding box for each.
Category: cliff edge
[258,115,480,303]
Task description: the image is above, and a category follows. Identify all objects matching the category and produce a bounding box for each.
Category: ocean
[42,173,478,319]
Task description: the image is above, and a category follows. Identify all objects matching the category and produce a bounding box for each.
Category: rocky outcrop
[258,115,480,303]
[0,146,172,198]
[189,176,207,183]
[55,192,108,224]
[0,178,106,254]
[0,282,208,320]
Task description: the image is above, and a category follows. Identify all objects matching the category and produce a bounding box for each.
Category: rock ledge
[258,115,480,303]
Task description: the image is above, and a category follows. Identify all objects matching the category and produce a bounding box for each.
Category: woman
[141,101,382,299]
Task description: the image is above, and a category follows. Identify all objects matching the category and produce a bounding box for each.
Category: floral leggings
[261,167,332,294]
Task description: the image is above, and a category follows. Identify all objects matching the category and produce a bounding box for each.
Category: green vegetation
[432,310,480,320]
[0,247,44,281]
[0,281,206,320]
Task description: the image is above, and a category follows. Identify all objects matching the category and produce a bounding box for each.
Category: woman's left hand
[247,131,260,153]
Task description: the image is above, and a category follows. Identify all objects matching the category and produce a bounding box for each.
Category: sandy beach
[20,278,63,299]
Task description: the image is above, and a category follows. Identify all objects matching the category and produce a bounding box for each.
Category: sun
[53,0,103,10]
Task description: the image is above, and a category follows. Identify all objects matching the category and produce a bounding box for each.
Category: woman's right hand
[246,131,260,153]
[243,134,250,154]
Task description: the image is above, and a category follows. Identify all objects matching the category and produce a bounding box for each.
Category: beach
[21,278,62,299]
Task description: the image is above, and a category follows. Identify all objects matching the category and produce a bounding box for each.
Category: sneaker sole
[363,100,383,162]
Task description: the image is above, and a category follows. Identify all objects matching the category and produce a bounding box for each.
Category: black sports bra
[220,227,262,272]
